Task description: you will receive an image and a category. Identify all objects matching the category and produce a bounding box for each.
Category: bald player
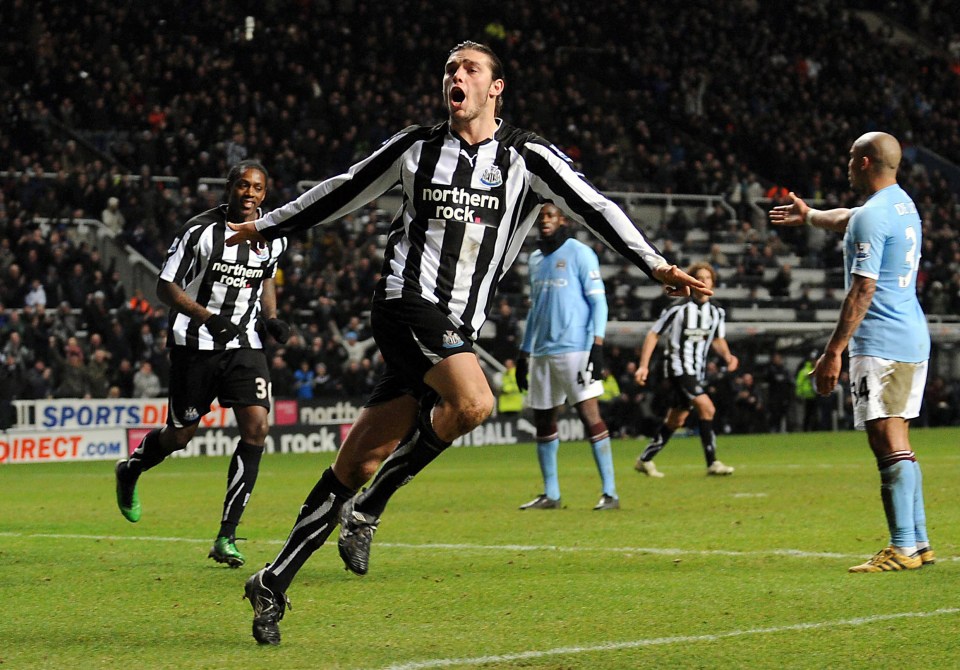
[770,132,934,573]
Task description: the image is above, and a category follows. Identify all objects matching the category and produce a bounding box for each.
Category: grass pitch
[2,428,959,669]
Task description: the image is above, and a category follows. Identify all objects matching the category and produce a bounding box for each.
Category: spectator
[270,353,296,399]
[707,243,731,268]
[2,331,33,368]
[731,372,765,434]
[293,360,315,400]
[495,358,524,416]
[23,278,47,309]
[55,345,93,398]
[63,263,92,309]
[336,329,376,367]
[312,362,336,398]
[102,196,126,234]
[24,359,54,399]
[487,299,522,362]
[132,360,161,398]
[83,290,113,338]
[0,355,23,429]
[86,348,113,398]
[766,263,793,299]
[765,352,794,433]
[110,358,136,398]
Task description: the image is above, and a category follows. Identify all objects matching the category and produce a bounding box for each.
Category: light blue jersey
[843,184,930,362]
[521,238,607,356]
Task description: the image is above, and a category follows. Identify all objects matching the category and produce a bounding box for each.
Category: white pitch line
[0,532,955,562]
[377,608,960,670]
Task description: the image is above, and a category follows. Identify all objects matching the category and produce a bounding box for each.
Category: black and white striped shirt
[651,299,727,380]
[254,120,667,339]
[160,205,287,350]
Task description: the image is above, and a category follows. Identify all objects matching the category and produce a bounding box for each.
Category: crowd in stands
[1,0,960,430]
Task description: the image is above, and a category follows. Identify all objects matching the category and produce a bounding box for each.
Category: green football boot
[114,460,141,523]
[209,536,246,568]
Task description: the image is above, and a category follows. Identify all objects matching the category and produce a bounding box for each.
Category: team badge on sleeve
[855,243,871,262]
[442,330,464,349]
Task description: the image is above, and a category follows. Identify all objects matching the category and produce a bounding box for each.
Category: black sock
[699,419,717,466]
[354,408,452,519]
[266,467,356,592]
[641,423,675,461]
[126,428,168,476]
[218,440,263,540]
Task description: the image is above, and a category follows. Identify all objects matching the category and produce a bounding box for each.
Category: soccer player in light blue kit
[516,203,619,511]
[770,131,934,573]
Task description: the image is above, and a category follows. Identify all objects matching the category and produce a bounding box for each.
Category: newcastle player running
[114,161,289,568]
[633,262,738,477]
[229,41,710,645]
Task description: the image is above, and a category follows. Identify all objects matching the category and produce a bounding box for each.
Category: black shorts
[167,346,271,428]
[365,296,475,407]
[666,374,706,409]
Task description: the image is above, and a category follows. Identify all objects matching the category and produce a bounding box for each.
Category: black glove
[515,354,529,392]
[587,343,604,383]
[265,317,291,344]
[204,313,241,345]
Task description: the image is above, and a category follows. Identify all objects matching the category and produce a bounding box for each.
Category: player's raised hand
[227,221,268,247]
[768,191,809,227]
[654,264,713,298]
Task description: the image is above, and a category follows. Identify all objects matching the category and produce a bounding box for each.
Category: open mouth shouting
[450,86,466,106]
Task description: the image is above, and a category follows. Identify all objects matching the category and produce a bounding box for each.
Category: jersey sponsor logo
[479,164,503,187]
[212,261,265,279]
[533,278,569,291]
[212,260,265,287]
[855,242,871,262]
[422,186,501,224]
[683,329,709,342]
[442,330,464,349]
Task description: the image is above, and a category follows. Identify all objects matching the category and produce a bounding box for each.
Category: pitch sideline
[378,608,960,670]
[0,531,955,562]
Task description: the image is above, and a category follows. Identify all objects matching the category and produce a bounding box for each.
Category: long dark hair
[448,41,505,116]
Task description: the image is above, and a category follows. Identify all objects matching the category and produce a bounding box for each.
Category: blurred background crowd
[1,0,959,432]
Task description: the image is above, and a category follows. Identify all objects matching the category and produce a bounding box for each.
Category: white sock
[894,545,917,556]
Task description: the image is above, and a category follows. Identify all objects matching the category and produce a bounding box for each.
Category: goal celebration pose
[227,41,709,645]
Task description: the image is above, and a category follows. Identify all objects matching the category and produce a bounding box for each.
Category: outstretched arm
[769,191,852,233]
[524,137,710,296]
[653,264,713,297]
[227,126,421,247]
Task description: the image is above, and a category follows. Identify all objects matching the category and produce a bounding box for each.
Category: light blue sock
[913,460,928,544]
[537,438,561,500]
[879,460,917,548]
[590,437,617,498]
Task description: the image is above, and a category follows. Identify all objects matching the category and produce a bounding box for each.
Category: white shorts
[527,351,603,410]
[849,355,927,430]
